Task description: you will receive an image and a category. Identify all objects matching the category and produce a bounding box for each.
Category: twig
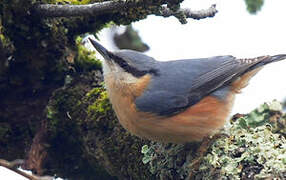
[0,159,53,180]
[156,4,218,24]
[32,1,218,23]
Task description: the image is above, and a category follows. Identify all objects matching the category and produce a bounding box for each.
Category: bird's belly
[139,95,234,143]
[110,90,235,143]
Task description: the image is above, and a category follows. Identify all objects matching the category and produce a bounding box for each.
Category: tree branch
[33,0,137,17]
[0,159,53,180]
[33,1,218,23]
[156,4,218,24]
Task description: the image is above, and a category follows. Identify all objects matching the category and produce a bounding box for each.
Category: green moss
[74,36,102,71]
[0,24,11,48]
[0,0,73,91]
[46,106,55,119]
[46,85,85,135]
[79,74,153,179]
[0,14,14,59]
[87,86,111,116]
[43,81,111,179]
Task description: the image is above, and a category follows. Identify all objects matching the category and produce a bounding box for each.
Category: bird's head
[89,38,159,78]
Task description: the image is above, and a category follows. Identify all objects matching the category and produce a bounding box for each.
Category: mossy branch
[33,0,133,17]
[33,1,218,23]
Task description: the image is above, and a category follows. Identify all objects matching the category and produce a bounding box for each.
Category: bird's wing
[135,55,269,116]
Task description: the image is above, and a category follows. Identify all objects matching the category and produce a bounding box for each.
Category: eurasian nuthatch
[89,38,286,143]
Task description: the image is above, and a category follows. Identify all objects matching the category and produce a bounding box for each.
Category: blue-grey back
[135,56,237,116]
[149,56,233,94]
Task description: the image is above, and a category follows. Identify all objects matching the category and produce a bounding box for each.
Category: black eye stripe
[109,53,158,77]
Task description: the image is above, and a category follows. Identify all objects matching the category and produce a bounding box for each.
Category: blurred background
[2,0,286,179]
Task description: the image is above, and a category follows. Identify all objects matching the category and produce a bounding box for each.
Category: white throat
[102,60,138,84]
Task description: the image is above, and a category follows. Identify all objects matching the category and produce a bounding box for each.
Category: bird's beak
[88,38,111,61]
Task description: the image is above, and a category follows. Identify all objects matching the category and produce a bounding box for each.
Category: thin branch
[0,159,53,180]
[156,4,218,23]
[33,1,218,23]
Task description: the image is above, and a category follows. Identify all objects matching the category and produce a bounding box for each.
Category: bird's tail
[248,54,286,71]
[263,54,286,65]
[240,54,286,75]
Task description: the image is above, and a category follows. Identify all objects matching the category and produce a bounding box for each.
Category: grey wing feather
[135,55,266,116]
[135,91,189,115]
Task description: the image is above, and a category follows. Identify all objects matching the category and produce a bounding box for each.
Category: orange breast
[104,73,153,134]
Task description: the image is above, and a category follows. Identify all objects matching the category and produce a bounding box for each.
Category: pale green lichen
[141,142,197,179]
[243,100,281,128]
[239,100,286,135]
[201,124,286,179]
[199,100,286,179]
[141,145,153,164]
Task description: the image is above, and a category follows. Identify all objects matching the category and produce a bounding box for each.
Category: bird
[88,38,286,143]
